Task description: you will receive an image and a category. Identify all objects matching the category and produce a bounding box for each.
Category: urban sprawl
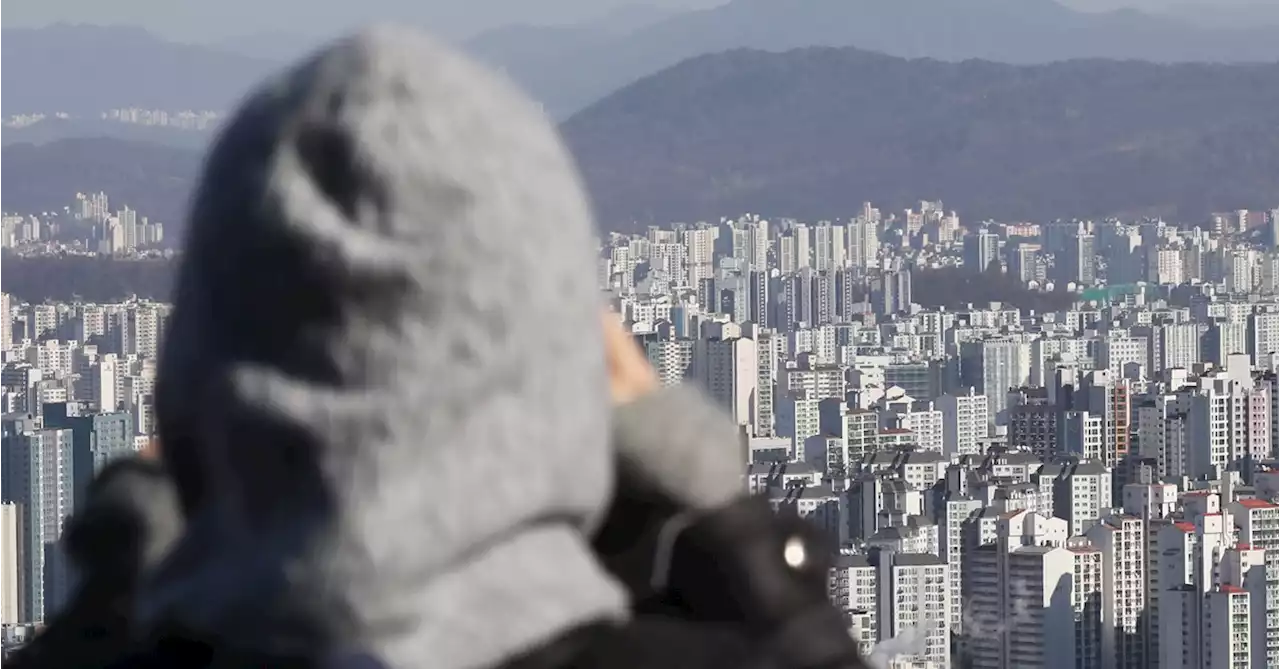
[1,193,1278,669]
[4,109,223,131]
[3,191,168,257]
[604,203,1280,669]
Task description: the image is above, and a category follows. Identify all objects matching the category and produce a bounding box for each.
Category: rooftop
[1235,498,1278,510]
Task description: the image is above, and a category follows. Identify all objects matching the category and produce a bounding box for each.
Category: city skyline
[2,192,1278,666]
[0,2,1275,665]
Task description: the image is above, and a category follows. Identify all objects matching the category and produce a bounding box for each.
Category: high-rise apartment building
[1086,514,1147,669]
[0,503,18,624]
[0,424,76,623]
[694,336,759,428]
[938,389,988,457]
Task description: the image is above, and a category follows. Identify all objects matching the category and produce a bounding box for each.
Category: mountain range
[205,31,329,62]
[562,47,1278,227]
[1161,1,1279,29]
[4,0,1276,121]
[463,0,1279,117]
[0,24,271,117]
[7,23,1280,235]
[4,46,1274,234]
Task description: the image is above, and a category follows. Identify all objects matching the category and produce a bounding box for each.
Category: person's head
[145,26,624,657]
[157,25,610,519]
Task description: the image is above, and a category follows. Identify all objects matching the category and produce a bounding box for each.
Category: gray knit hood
[139,25,626,668]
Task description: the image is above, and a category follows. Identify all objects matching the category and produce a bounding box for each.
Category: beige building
[0,502,20,624]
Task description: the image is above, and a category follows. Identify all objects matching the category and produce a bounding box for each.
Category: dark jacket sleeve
[503,620,777,669]
[9,458,183,669]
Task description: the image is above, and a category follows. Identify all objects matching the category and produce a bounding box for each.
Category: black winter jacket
[13,465,867,669]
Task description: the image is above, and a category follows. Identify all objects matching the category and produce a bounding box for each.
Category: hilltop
[1,137,199,224]
[562,47,1278,229]
[465,0,1278,116]
[4,48,1275,235]
[1,24,272,116]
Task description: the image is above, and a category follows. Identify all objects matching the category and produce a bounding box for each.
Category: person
[16,25,867,669]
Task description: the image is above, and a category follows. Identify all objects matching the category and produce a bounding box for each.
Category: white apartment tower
[1099,334,1147,380]
[127,301,166,359]
[873,552,952,668]
[1153,322,1202,373]
[847,217,879,271]
[1225,247,1254,294]
[1182,369,1265,479]
[939,496,982,635]
[0,292,11,353]
[1085,514,1147,669]
[30,304,57,340]
[681,227,716,287]
[813,222,835,272]
[1204,586,1252,669]
[645,339,694,387]
[747,217,770,271]
[938,388,988,458]
[793,224,811,270]
[96,353,120,413]
[609,245,636,290]
[752,328,781,437]
[961,338,1031,423]
[1150,246,1184,285]
[0,503,19,624]
[828,553,878,658]
[1228,498,1279,668]
[965,511,1096,669]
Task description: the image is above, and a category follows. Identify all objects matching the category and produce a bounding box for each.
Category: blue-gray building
[42,402,135,497]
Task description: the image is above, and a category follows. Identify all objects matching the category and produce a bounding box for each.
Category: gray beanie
[139,25,626,669]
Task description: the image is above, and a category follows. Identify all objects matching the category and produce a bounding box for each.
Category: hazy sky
[3,0,717,41]
[2,0,1265,42]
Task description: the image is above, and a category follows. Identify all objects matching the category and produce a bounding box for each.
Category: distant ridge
[2,118,213,150]
[207,31,327,62]
[1,24,274,116]
[1,137,198,224]
[3,48,1275,237]
[562,46,1278,229]
[463,0,1279,117]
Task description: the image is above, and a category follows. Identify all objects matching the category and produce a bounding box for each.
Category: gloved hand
[596,314,865,669]
[594,475,865,669]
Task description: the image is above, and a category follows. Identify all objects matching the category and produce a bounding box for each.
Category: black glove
[593,475,866,669]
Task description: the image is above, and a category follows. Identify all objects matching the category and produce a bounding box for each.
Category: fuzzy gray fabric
[613,386,748,510]
[138,25,626,669]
